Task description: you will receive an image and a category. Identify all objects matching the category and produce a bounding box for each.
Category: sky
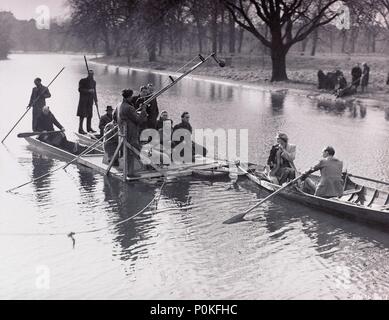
[0,0,68,20]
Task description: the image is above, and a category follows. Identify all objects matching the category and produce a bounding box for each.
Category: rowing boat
[240,167,389,228]
[23,136,232,182]
[307,92,355,105]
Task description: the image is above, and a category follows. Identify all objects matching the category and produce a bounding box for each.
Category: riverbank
[92,53,389,106]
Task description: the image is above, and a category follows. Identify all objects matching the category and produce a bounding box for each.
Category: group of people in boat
[317,62,370,97]
[266,132,344,199]
[27,71,206,178]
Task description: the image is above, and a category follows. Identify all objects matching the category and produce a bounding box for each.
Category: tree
[0,11,13,59]
[223,0,340,81]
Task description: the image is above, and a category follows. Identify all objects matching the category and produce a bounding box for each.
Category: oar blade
[17,132,39,138]
[223,213,248,224]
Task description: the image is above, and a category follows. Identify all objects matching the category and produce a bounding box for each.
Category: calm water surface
[0,54,389,299]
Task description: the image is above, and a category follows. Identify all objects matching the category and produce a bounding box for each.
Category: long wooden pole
[84,55,101,119]
[1,67,65,144]
[223,173,303,224]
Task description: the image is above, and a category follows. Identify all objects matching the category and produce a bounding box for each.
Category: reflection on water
[1,54,389,299]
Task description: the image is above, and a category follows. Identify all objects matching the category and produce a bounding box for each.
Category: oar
[17,131,62,138]
[223,174,303,224]
[347,174,389,187]
[1,67,65,144]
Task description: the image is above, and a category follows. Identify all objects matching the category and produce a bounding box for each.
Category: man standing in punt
[116,89,147,178]
[77,69,97,134]
[28,78,51,131]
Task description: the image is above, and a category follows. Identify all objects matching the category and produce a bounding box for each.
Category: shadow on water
[31,152,55,203]
[270,92,285,116]
[160,178,192,208]
[238,180,389,259]
[102,177,160,262]
[316,101,368,119]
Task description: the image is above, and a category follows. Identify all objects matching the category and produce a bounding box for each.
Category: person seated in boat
[156,110,173,131]
[301,146,344,198]
[96,105,113,139]
[267,132,296,185]
[36,106,66,146]
[35,106,81,154]
[173,112,207,162]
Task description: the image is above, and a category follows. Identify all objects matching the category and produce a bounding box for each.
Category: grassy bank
[93,52,389,104]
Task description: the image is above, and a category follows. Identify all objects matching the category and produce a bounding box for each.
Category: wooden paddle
[17,131,62,138]
[223,173,303,224]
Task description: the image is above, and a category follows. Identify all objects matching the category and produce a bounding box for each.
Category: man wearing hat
[267,132,297,185]
[116,89,147,178]
[77,69,97,134]
[96,105,113,139]
[28,78,51,131]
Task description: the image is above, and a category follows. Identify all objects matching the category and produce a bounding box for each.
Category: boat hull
[245,171,389,229]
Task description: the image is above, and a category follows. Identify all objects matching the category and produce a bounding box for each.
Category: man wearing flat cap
[97,106,113,139]
[267,132,297,185]
[116,89,147,178]
[77,69,97,134]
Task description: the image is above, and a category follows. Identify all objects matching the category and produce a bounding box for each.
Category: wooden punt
[240,167,389,229]
[24,136,231,182]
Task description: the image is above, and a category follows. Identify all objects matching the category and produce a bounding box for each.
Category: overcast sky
[0,0,68,20]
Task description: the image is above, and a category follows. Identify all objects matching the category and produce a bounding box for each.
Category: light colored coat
[311,157,343,198]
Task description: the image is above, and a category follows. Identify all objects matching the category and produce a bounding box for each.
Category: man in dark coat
[172,112,207,162]
[145,83,159,129]
[36,106,69,150]
[28,78,51,131]
[77,70,97,134]
[361,62,370,93]
[116,89,147,178]
[351,63,362,92]
[96,106,113,139]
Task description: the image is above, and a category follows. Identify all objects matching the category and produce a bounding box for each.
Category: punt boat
[239,167,389,229]
[24,135,234,182]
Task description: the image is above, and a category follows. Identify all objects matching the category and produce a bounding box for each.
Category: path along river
[0,54,389,299]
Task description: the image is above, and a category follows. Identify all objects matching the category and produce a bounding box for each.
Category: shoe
[87,128,97,133]
[78,129,86,134]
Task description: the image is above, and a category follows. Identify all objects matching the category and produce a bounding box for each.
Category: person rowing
[300,146,344,198]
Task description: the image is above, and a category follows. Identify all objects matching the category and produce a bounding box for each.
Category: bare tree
[223,0,340,81]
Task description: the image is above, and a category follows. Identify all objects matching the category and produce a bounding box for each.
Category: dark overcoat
[76,77,96,118]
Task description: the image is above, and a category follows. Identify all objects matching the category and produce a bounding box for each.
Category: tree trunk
[238,28,244,53]
[211,3,218,53]
[218,7,224,53]
[270,48,288,81]
[270,27,288,81]
[228,11,235,53]
[310,28,319,56]
[350,27,359,54]
[328,30,334,53]
[197,23,203,53]
[341,30,347,53]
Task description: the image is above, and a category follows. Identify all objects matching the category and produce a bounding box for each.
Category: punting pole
[106,53,226,179]
[138,53,225,110]
[1,67,65,144]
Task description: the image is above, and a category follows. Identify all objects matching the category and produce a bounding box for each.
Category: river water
[0,53,389,299]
